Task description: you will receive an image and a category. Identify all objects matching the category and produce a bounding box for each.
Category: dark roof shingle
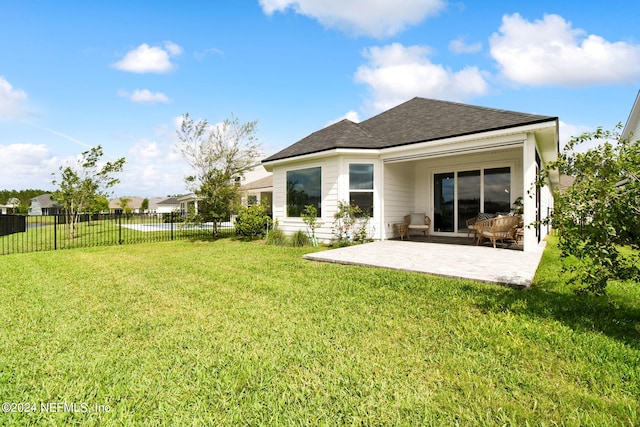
[263,97,557,163]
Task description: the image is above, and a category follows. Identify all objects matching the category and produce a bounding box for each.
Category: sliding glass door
[433,167,511,234]
[434,173,454,232]
[457,170,481,231]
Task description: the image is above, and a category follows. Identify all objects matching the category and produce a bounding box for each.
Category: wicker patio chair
[475,215,521,248]
[465,216,477,240]
[403,213,431,240]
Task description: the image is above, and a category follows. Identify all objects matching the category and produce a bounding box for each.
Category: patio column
[522,133,537,252]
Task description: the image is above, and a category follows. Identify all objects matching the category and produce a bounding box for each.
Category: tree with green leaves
[118,197,133,216]
[51,145,125,238]
[539,124,639,295]
[91,196,109,214]
[175,113,261,235]
[141,198,149,214]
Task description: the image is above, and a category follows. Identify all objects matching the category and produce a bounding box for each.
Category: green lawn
[0,238,638,426]
[1,217,232,255]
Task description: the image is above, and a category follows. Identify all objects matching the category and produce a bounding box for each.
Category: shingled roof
[263,97,557,163]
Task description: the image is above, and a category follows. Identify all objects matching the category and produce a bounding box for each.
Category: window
[286,167,321,217]
[484,167,511,213]
[433,166,512,233]
[349,164,373,217]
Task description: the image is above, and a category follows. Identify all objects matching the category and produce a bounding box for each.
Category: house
[149,197,180,216]
[28,194,62,215]
[240,174,273,214]
[108,196,144,214]
[176,193,202,217]
[622,90,640,141]
[619,89,640,189]
[239,164,273,212]
[262,97,559,252]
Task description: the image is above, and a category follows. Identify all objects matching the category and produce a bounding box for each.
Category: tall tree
[539,125,639,295]
[176,113,261,235]
[51,145,125,238]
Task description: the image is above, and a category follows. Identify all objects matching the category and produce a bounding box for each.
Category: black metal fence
[0,213,235,256]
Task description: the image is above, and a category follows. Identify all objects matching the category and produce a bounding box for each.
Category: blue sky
[1,0,639,197]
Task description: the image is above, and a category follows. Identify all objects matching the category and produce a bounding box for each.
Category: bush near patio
[234,203,271,240]
[538,125,640,295]
[0,237,638,425]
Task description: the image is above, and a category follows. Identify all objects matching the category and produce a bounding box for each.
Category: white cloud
[490,13,640,86]
[326,110,361,127]
[194,47,224,60]
[0,76,29,119]
[163,41,183,56]
[449,36,482,54]
[0,143,62,188]
[128,139,164,164]
[115,138,188,196]
[113,42,182,74]
[354,43,490,112]
[118,89,171,104]
[558,121,597,151]
[259,0,445,38]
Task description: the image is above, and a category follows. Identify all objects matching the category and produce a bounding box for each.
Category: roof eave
[262,147,381,170]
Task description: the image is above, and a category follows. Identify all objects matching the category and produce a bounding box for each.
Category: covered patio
[303,239,546,288]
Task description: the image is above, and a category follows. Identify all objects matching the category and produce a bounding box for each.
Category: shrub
[301,205,319,246]
[290,230,309,247]
[235,204,272,240]
[331,201,372,246]
[265,228,287,246]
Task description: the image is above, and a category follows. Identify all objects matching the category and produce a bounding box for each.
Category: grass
[0,237,638,426]
[0,216,233,255]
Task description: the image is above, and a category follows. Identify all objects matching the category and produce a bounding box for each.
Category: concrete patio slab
[303,240,546,288]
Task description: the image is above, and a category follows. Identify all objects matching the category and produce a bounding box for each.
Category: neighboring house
[177,193,200,216]
[622,90,640,141]
[0,204,13,215]
[28,194,62,215]
[149,197,180,216]
[240,174,273,214]
[620,89,640,188]
[108,196,144,214]
[262,97,559,252]
[239,164,273,212]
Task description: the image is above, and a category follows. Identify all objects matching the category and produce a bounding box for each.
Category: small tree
[331,201,372,246]
[538,125,639,295]
[118,197,133,216]
[176,113,261,236]
[141,198,149,214]
[51,145,125,238]
[234,202,272,240]
[301,204,319,246]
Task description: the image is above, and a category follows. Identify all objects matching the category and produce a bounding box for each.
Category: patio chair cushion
[475,215,521,248]
[409,213,427,225]
[476,212,494,221]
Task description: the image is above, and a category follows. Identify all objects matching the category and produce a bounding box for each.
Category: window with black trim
[349,163,373,217]
[286,167,321,217]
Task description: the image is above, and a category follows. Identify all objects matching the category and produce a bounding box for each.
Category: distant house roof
[108,196,144,210]
[156,197,179,205]
[32,193,60,208]
[241,175,273,191]
[263,97,557,163]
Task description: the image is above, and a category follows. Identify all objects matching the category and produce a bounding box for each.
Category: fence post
[54,214,57,250]
[171,212,174,241]
[118,214,122,244]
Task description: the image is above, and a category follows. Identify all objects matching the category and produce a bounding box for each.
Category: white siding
[271,157,340,242]
[382,162,415,239]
